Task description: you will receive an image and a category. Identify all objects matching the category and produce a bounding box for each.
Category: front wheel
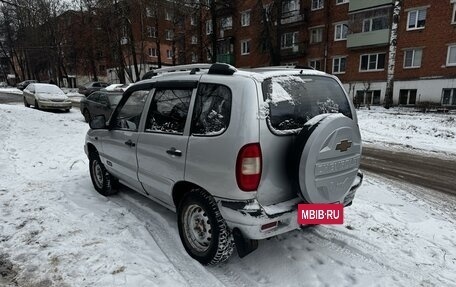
[177,189,234,265]
[89,152,118,196]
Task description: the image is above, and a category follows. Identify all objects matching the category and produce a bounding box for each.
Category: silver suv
[85,63,363,265]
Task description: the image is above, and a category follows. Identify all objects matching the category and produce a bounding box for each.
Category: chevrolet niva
[84,63,363,265]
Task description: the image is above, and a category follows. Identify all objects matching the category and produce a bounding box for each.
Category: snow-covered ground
[357,106,456,158]
[1,104,455,286]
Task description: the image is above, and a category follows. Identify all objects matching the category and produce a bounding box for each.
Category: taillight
[236,143,262,191]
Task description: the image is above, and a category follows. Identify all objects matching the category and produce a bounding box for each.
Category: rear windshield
[262,75,352,134]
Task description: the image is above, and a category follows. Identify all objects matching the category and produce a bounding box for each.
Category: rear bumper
[217,171,363,240]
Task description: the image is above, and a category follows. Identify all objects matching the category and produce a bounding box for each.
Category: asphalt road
[361,147,456,196]
[0,91,22,104]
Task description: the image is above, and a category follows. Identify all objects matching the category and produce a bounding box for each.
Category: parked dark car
[80,90,123,122]
[17,80,37,90]
[78,81,109,96]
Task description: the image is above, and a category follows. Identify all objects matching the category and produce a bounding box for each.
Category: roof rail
[154,64,212,74]
[294,65,315,70]
[208,63,237,75]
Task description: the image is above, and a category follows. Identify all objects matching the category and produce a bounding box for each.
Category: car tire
[177,189,234,265]
[83,109,91,123]
[23,97,30,107]
[65,109,70,113]
[89,151,119,196]
[34,99,40,110]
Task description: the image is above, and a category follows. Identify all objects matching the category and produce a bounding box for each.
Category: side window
[88,93,100,102]
[112,90,150,131]
[93,82,101,87]
[99,94,109,105]
[191,84,231,136]
[145,88,192,134]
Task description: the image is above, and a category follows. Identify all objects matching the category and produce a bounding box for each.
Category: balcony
[347,29,390,48]
[216,54,234,65]
[349,0,394,12]
[280,10,305,25]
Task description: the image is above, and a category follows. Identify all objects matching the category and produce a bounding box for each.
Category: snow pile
[357,106,456,157]
[0,88,23,95]
[0,104,455,286]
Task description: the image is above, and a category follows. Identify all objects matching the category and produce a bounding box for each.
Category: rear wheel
[89,151,118,196]
[23,97,30,107]
[177,189,234,265]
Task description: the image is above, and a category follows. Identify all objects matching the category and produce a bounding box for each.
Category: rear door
[100,88,151,191]
[137,81,196,207]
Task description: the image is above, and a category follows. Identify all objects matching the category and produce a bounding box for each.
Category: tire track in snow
[112,190,255,287]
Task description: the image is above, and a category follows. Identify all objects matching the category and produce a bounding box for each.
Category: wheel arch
[172,181,209,209]
[86,142,98,157]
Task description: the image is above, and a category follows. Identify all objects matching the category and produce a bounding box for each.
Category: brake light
[236,143,262,191]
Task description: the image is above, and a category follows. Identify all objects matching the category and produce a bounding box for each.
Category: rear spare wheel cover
[297,113,361,203]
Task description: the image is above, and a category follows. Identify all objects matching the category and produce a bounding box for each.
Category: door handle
[124,139,136,147]
[166,147,182,157]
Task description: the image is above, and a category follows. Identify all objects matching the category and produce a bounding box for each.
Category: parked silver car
[23,83,72,112]
[84,63,363,265]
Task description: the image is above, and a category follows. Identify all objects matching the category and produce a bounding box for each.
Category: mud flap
[232,228,258,258]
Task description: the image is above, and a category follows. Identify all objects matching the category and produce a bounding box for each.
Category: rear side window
[262,75,352,134]
[145,89,192,134]
[191,84,231,136]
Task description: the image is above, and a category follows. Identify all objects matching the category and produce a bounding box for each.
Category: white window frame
[146,7,153,18]
[241,10,251,27]
[281,32,298,49]
[407,9,427,31]
[191,52,198,63]
[191,35,198,44]
[403,48,422,68]
[190,15,197,26]
[447,45,456,66]
[311,0,324,11]
[206,20,213,35]
[334,23,348,41]
[146,26,156,38]
[165,30,173,41]
[336,0,349,5]
[282,0,298,14]
[310,27,323,43]
[207,47,212,61]
[241,39,251,55]
[452,4,456,24]
[332,56,347,74]
[148,47,157,58]
[308,59,322,70]
[166,49,173,59]
[359,53,386,72]
[165,10,173,21]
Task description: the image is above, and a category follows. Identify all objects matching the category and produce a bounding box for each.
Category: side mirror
[89,115,107,129]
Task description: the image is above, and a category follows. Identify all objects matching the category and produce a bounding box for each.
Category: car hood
[36,92,68,100]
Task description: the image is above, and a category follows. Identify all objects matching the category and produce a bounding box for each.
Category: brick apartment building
[189,0,456,107]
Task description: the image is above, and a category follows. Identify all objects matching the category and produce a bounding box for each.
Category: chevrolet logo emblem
[336,140,352,152]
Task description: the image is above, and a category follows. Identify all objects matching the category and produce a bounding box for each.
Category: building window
[221,16,233,30]
[282,0,298,13]
[148,47,157,57]
[310,28,323,43]
[241,40,251,55]
[165,10,173,21]
[241,10,250,27]
[399,89,417,105]
[147,26,156,38]
[356,90,381,105]
[334,23,348,41]
[311,0,324,11]
[309,59,322,70]
[333,57,346,74]
[166,50,173,59]
[190,15,197,26]
[336,0,349,4]
[191,35,198,44]
[191,52,198,63]
[281,32,298,49]
[206,20,213,35]
[447,45,456,66]
[407,9,426,30]
[452,4,456,24]
[363,16,388,32]
[442,89,456,106]
[165,30,173,40]
[207,47,212,61]
[360,53,386,71]
[146,7,153,18]
[403,49,422,68]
